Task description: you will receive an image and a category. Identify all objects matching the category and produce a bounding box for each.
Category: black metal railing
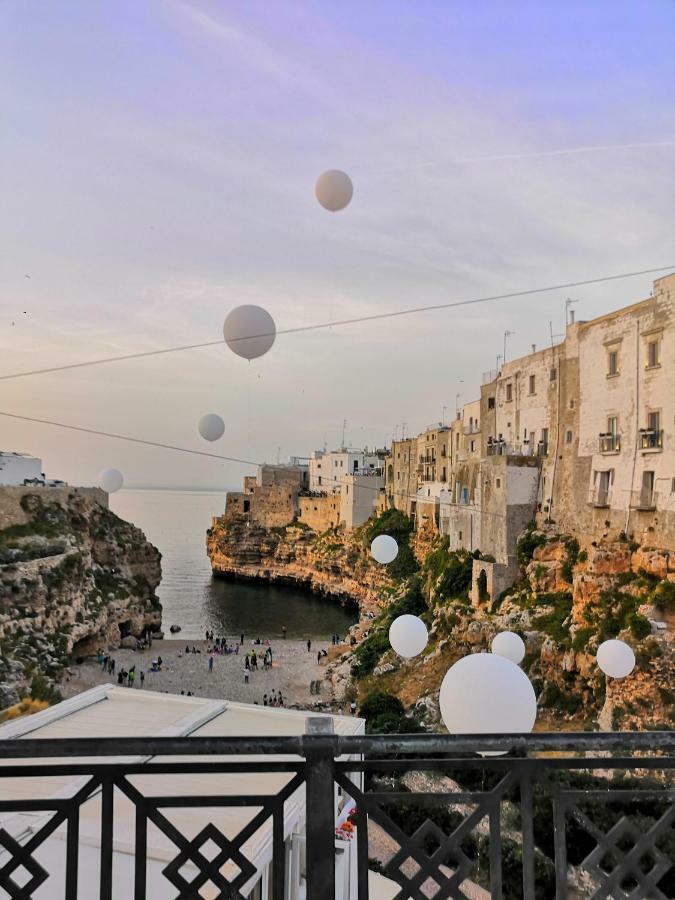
[0,730,672,899]
[640,429,663,450]
[599,433,621,453]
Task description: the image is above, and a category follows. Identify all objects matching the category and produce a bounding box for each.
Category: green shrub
[561,537,580,583]
[627,612,651,640]
[30,673,62,706]
[517,528,546,566]
[652,580,675,615]
[532,593,573,647]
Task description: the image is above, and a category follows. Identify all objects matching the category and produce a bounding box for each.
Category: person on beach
[245,654,250,669]
[278,691,283,707]
[350,701,357,715]
[251,651,257,670]
[282,625,287,639]
[240,633,244,645]
[140,670,145,688]
[129,669,135,688]
[208,656,214,672]
[244,665,250,684]
[317,650,321,665]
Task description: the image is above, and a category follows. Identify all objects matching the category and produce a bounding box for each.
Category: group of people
[98,652,116,675]
[243,646,274,683]
[116,664,145,688]
[262,690,284,707]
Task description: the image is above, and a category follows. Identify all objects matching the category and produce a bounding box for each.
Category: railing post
[305,717,336,900]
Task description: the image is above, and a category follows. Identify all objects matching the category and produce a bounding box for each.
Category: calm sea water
[109,489,357,641]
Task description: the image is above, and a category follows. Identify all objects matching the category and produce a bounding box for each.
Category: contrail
[385,140,675,173]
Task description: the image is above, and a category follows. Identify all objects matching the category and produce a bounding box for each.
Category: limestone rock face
[0,488,162,707]
[631,547,670,578]
[587,545,631,576]
[207,519,392,616]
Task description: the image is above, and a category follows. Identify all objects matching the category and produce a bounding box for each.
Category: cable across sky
[2,264,673,382]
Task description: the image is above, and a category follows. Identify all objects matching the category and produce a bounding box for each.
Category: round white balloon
[596,639,635,678]
[371,534,398,564]
[99,468,123,493]
[439,653,537,737]
[198,414,225,442]
[389,614,428,659]
[315,170,353,212]
[223,305,276,360]
[491,631,526,665]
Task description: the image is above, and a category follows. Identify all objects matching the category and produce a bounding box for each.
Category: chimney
[570,310,575,323]
[531,344,536,354]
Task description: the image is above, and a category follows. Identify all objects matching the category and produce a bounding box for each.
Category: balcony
[640,429,663,451]
[0,730,672,899]
[599,433,620,453]
[537,440,549,457]
[630,489,659,511]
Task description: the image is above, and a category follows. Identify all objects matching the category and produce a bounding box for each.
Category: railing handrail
[1,731,673,759]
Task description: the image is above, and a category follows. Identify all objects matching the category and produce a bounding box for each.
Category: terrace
[0,717,672,899]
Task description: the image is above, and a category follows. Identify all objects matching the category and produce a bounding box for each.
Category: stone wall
[298,495,341,532]
[0,485,107,530]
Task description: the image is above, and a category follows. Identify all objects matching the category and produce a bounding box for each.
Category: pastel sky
[1,0,674,489]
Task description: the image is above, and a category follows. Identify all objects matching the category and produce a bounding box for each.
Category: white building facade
[0,452,42,485]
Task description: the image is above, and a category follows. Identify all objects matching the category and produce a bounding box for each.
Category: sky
[1,0,674,489]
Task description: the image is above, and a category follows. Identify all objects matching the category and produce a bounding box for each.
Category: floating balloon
[223,305,276,360]
[198,414,225,442]
[370,534,398,564]
[389,614,428,659]
[315,169,353,212]
[596,639,635,679]
[99,468,123,493]
[491,631,526,665]
[439,653,537,740]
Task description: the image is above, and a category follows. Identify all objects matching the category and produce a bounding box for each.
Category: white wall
[0,453,42,485]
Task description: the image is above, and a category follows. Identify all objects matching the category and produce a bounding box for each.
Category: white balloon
[98,468,123,493]
[223,305,276,360]
[389,614,428,659]
[370,534,398,564]
[491,631,526,665]
[198,414,225,442]
[439,653,537,738]
[315,170,353,212]
[596,639,635,678]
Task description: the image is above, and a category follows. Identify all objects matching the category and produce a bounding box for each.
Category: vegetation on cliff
[0,490,162,711]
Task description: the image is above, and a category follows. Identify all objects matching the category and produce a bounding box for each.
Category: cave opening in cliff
[118,620,132,639]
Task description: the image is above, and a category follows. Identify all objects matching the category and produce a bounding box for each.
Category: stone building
[223,461,308,529]
[552,272,675,548]
[308,448,384,494]
[340,472,385,530]
[384,438,419,518]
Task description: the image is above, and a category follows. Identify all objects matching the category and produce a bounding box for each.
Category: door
[640,470,655,508]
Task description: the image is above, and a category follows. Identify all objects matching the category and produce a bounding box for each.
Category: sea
[109,489,357,642]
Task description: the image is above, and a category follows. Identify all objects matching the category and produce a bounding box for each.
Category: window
[317,463,321,469]
[608,416,618,434]
[488,397,495,409]
[646,339,661,368]
[506,383,513,402]
[470,441,475,452]
[459,531,463,541]
[648,410,661,432]
[496,478,501,488]
[528,374,536,394]
[550,367,557,381]
[539,428,549,455]
[607,349,618,376]
[570,399,575,409]
[566,430,573,444]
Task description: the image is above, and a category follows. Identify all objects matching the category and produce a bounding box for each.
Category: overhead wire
[1,264,673,382]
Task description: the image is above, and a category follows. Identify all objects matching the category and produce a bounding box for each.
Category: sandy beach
[62,638,343,709]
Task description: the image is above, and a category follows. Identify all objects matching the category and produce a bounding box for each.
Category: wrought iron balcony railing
[0,730,672,899]
[640,429,663,450]
[599,433,620,453]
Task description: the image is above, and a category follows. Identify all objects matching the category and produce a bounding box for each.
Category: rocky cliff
[207,517,396,616]
[0,487,162,708]
[208,510,674,731]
